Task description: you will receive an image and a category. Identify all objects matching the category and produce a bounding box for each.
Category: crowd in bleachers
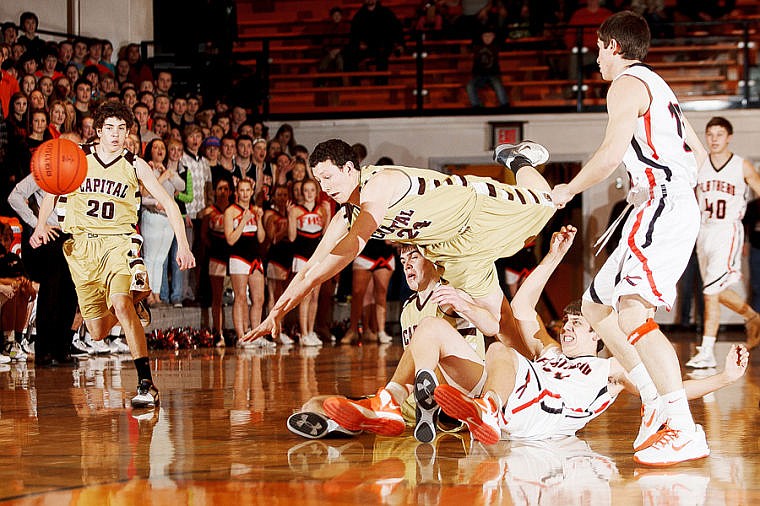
[0,9,416,363]
[0,2,755,363]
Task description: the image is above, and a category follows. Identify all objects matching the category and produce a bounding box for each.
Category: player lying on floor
[433,225,748,460]
[288,244,496,442]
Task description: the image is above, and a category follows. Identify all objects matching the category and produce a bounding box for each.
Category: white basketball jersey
[618,64,699,194]
[697,153,747,224]
[534,348,613,435]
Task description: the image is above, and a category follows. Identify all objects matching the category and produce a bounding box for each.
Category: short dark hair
[597,11,650,62]
[706,116,733,135]
[236,134,253,146]
[19,12,38,29]
[74,77,91,90]
[311,139,358,169]
[563,300,604,353]
[133,102,149,113]
[92,101,134,131]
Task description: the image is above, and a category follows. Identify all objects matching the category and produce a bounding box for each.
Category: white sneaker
[71,334,92,357]
[633,424,710,466]
[20,338,34,357]
[248,336,276,349]
[301,332,323,347]
[4,341,27,361]
[109,337,131,354]
[493,140,550,170]
[0,353,10,364]
[279,333,294,345]
[685,346,717,368]
[377,331,393,344]
[84,334,111,354]
[634,398,666,451]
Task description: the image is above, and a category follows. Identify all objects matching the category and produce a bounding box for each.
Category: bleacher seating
[233,0,760,117]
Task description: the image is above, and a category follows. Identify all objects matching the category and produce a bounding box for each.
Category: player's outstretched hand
[243,312,282,342]
[176,247,196,270]
[548,225,577,259]
[550,184,574,209]
[29,224,60,248]
[723,344,749,382]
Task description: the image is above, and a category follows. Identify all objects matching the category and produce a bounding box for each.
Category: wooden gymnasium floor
[0,329,759,505]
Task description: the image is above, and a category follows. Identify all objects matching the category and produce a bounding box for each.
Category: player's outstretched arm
[29,192,58,248]
[510,225,576,357]
[683,344,748,399]
[551,77,644,208]
[135,158,195,270]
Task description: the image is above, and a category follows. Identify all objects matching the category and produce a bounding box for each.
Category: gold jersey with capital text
[344,165,555,297]
[58,144,141,235]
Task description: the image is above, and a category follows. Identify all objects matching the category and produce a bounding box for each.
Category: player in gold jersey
[289,245,496,442]
[30,102,195,409]
[248,138,555,348]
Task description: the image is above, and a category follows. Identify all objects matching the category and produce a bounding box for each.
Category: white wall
[0,0,152,55]
[290,108,760,324]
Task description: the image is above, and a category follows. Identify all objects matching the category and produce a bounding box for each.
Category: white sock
[629,363,658,404]
[385,381,409,405]
[700,335,716,353]
[662,389,695,432]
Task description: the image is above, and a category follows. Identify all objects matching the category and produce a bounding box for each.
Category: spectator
[225,178,268,345]
[318,6,349,76]
[181,124,212,304]
[154,92,170,118]
[71,37,88,72]
[82,65,101,102]
[216,134,237,188]
[152,116,169,140]
[0,221,35,362]
[564,0,613,80]
[345,0,404,79]
[274,123,297,155]
[155,70,172,96]
[1,23,17,46]
[115,58,130,87]
[168,95,187,131]
[26,108,47,152]
[37,76,53,102]
[126,43,153,86]
[160,138,193,306]
[64,62,79,85]
[414,1,445,37]
[55,40,73,72]
[466,27,509,108]
[134,102,158,149]
[47,99,66,138]
[17,12,45,62]
[85,38,109,76]
[140,138,187,306]
[185,94,200,125]
[454,0,491,40]
[20,73,35,97]
[28,89,45,111]
[138,90,154,111]
[101,40,115,73]
[36,47,63,80]
[100,72,116,96]
[199,178,231,342]
[72,77,92,125]
[230,106,246,134]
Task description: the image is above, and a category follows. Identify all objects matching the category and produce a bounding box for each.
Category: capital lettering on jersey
[80,177,129,199]
[402,324,416,347]
[372,209,433,241]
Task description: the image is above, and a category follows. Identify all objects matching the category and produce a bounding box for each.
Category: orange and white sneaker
[633,424,710,467]
[322,388,405,436]
[433,385,504,445]
[634,398,666,451]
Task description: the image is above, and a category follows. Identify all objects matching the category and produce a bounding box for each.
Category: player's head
[399,245,438,292]
[310,139,360,204]
[705,116,733,154]
[596,11,649,79]
[560,300,603,357]
[93,101,134,151]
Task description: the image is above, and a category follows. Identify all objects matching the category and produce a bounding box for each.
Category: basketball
[30,138,88,195]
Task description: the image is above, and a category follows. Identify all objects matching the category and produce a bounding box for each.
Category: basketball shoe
[434,385,505,445]
[746,314,760,350]
[634,398,666,451]
[287,411,362,439]
[633,424,710,466]
[131,379,160,408]
[685,346,717,369]
[413,369,440,443]
[494,141,550,172]
[84,333,111,354]
[323,388,405,436]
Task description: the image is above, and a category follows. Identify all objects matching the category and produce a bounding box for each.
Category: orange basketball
[30,138,88,195]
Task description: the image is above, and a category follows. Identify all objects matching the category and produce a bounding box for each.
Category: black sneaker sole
[287,411,331,439]
[414,369,439,443]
